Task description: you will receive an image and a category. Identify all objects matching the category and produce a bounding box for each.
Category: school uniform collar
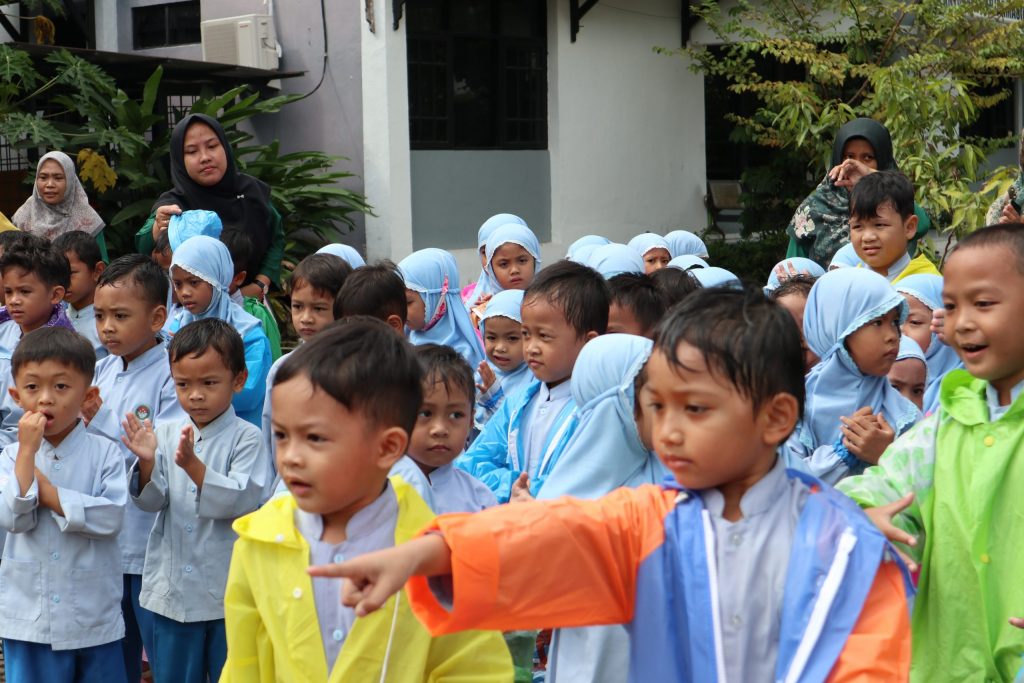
[538,379,572,403]
[120,336,168,372]
[985,378,1024,420]
[884,252,911,281]
[191,404,237,440]
[43,420,88,459]
[699,456,788,520]
[294,481,397,544]
[66,302,93,319]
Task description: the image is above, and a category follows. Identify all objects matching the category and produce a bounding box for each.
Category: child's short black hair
[12,326,95,381]
[954,222,1024,274]
[850,170,915,221]
[653,286,805,424]
[523,261,609,337]
[220,229,253,278]
[415,343,475,407]
[333,261,407,323]
[651,267,699,308]
[274,317,423,436]
[52,230,102,267]
[169,318,246,375]
[768,275,817,302]
[292,253,352,299]
[98,254,168,309]
[0,230,27,255]
[153,229,171,255]
[0,235,70,289]
[608,273,665,335]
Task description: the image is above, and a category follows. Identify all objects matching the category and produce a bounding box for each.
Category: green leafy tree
[674,0,1024,242]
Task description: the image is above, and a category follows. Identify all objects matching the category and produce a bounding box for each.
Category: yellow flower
[77,148,117,194]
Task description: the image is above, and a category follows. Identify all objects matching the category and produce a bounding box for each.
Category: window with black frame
[132,1,201,50]
[406,0,548,150]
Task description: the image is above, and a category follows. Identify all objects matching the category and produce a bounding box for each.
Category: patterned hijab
[13,151,104,240]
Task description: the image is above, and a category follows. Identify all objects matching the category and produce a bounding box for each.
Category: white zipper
[702,510,728,683]
[378,591,402,683]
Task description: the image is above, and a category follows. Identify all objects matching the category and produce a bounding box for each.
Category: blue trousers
[3,638,127,683]
[121,573,155,683]
[150,613,226,683]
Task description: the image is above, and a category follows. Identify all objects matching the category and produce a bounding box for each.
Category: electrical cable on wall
[295,0,328,101]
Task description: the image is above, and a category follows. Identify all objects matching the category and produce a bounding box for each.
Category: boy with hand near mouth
[52,230,107,360]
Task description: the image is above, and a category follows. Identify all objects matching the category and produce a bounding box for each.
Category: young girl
[398,248,485,368]
[783,268,920,483]
[829,242,865,270]
[462,212,527,307]
[12,151,105,244]
[894,273,963,414]
[764,256,824,293]
[168,235,272,426]
[627,233,672,273]
[566,234,610,262]
[888,335,928,411]
[663,229,708,258]
[475,289,530,430]
[483,222,540,294]
[316,243,366,269]
[586,243,644,278]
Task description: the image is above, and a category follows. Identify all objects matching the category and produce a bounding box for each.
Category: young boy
[312,287,913,682]
[607,272,665,338]
[332,260,407,334]
[838,223,1024,681]
[0,235,74,356]
[86,254,186,682]
[122,318,270,683]
[0,327,128,681]
[408,343,496,514]
[221,230,283,361]
[458,261,608,502]
[52,230,107,359]
[221,318,511,681]
[848,171,939,284]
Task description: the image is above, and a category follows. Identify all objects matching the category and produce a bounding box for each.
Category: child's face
[171,347,246,428]
[942,245,1024,398]
[638,343,793,493]
[290,283,335,341]
[774,293,819,373]
[643,248,671,274]
[3,267,63,333]
[35,159,67,205]
[64,251,102,310]
[607,302,647,337]
[171,265,214,315]
[405,289,426,331]
[841,138,878,169]
[888,357,926,410]
[483,315,524,372]
[849,202,917,274]
[408,379,472,474]
[490,243,536,290]
[521,295,593,386]
[272,375,406,533]
[10,361,95,445]
[900,293,932,353]
[844,306,901,377]
[94,280,167,362]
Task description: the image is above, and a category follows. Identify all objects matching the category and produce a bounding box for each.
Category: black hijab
[829,117,897,170]
[155,114,272,282]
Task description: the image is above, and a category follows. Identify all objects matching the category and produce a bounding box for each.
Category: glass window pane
[453,37,497,146]
[450,0,493,34]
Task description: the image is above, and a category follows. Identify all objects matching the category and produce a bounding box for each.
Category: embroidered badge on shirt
[134,405,152,421]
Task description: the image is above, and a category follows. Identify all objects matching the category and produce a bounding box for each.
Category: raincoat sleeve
[135,211,158,255]
[220,543,275,682]
[406,485,676,635]
[256,206,285,287]
[234,329,273,416]
[456,396,518,502]
[836,414,939,564]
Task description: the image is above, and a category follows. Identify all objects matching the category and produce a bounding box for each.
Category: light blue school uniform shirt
[0,421,127,649]
[426,462,496,514]
[0,356,22,447]
[130,406,270,622]
[88,339,186,574]
[67,302,108,360]
[296,482,398,672]
[0,319,20,357]
[522,381,573,480]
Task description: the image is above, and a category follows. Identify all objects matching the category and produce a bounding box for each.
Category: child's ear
[149,304,168,333]
[583,330,599,342]
[92,262,106,282]
[232,368,249,394]
[49,286,65,305]
[374,426,409,470]
[230,271,247,293]
[8,386,21,409]
[903,214,919,241]
[759,392,800,446]
[82,384,100,408]
[386,315,405,335]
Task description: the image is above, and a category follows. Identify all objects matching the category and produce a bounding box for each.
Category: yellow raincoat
[220,477,513,682]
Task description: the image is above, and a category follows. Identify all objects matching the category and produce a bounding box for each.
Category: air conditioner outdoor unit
[201,14,279,70]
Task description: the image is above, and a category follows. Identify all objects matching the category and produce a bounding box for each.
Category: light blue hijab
[692,266,741,289]
[168,209,222,250]
[764,257,825,292]
[894,274,963,414]
[539,334,666,500]
[627,233,671,260]
[465,213,527,306]
[567,235,610,262]
[799,268,919,450]
[896,335,927,364]
[169,235,263,337]
[399,248,484,367]
[483,223,541,294]
[664,230,708,258]
[316,243,366,268]
[829,243,864,269]
[668,254,708,271]
[587,243,645,278]
[478,289,532,400]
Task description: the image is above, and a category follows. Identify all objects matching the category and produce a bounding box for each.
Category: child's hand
[174,426,197,469]
[121,414,157,462]
[510,472,534,503]
[1000,202,1021,224]
[81,392,103,425]
[773,261,811,284]
[17,411,47,455]
[840,410,894,465]
[34,468,63,516]
[864,493,918,572]
[477,361,496,393]
[828,158,875,188]
[930,307,947,346]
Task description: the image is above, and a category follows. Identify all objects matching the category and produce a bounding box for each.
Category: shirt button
[275,534,285,543]
[52,595,60,604]
[185,564,193,573]
[983,435,995,447]
[730,614,742,627]
[332,628,344,641]
[189,484,197,493]
[116,376,124,383]
[292,587,303,599]
[980,553,991,564]
[51,552,59,560]
[53,463,62,471]
[729,533,742,546]
[185,524,193,532]
[333,553,344,564]
[195,445,202,453]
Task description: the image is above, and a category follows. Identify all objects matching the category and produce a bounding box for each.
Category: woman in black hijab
[135,114,285,297]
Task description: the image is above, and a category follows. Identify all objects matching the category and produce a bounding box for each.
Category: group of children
[0,157,1020,683]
